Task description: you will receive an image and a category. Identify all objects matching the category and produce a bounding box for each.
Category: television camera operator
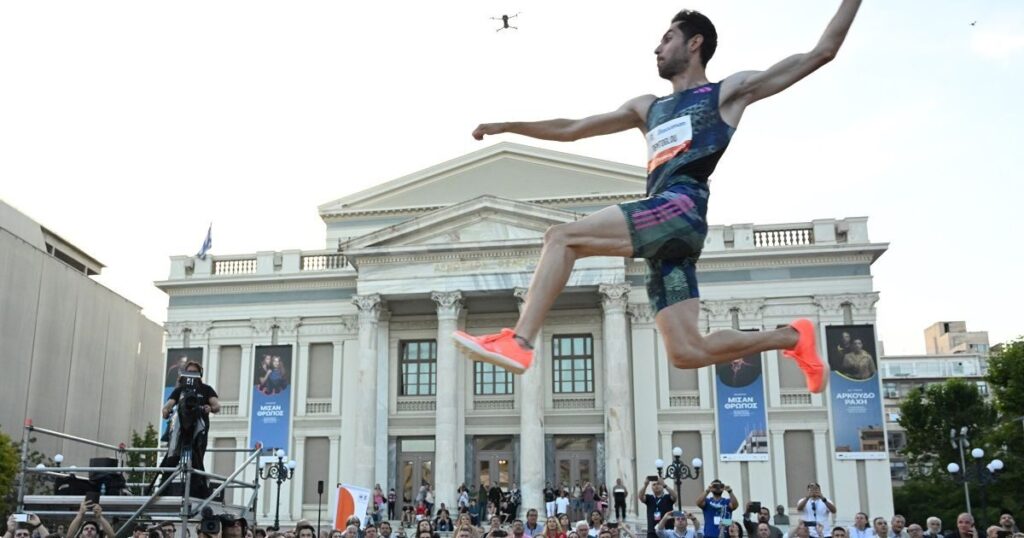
[158,361,220,477]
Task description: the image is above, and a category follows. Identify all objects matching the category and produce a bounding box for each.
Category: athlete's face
[655,24,694,79]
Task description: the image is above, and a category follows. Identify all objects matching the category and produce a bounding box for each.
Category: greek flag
[196,224,212,260]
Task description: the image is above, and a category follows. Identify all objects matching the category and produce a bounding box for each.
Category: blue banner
[249,345,294,453]
[161,348,204,438]
[715,346,769,462]
[826,325,886,460]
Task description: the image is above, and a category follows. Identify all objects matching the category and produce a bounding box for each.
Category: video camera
[200,507,245,536]
[176,372,205,427]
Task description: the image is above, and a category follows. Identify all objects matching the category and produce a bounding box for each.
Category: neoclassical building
[157,143,892,526]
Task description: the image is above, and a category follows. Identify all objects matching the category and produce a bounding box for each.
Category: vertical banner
[714,342,769,461]
[249,345,293,453]
[826,324,886,460]
[161,348,203,437]
[332,484,372,530]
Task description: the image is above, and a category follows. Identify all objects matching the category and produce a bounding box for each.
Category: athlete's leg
[655,299,798,369]
[513,205,633,341]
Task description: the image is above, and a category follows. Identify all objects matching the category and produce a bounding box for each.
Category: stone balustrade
[704,217,870,252]
[168,249,351,280]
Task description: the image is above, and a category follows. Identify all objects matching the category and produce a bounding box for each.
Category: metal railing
[16,421,262,537]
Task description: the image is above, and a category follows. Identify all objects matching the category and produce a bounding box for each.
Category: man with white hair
[925,519,943,538]
[576,522,591,538]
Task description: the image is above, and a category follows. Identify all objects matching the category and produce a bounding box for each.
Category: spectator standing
[697,481,737,538]
[796,485,835,538]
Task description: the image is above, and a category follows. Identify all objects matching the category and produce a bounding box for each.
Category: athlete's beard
[658,54,689,80]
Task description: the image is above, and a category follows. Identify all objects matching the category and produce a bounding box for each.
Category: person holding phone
[655,511,701,538]
[67,499,116,538]
[5,514,50,538]
[639,477,677,538]
[796,484,834,538]
[742,503,781,538]
[944,514,979,538]
[697,481,737,538]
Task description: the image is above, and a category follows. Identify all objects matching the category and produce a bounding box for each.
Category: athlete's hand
[472,123,505,140]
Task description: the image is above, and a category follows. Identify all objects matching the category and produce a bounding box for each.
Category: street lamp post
[259,449,297,531]
[946,429,1004,526]
[655,447,703,511]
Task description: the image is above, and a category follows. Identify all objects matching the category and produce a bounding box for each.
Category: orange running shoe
[782,319,829,394]
[452,328,533,374]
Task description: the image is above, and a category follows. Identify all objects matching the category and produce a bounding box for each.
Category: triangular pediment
[319,142,644,220]
[339,195,578,256]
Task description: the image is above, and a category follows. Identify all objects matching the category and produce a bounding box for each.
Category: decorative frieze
[627,303,656,326]
[164,321,213,337]
[702,298,766,322]
[812,292,880,315]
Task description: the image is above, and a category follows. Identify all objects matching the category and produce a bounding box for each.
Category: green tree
[897,378,997,474]
[982,338,1024,527]
[126,423,159,494]
[0,427,20,518]
[1,427,53,517]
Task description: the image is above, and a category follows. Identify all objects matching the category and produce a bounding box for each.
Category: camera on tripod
[176,373,205,426]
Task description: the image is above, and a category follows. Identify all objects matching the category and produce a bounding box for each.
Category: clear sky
[2,1,1021,355]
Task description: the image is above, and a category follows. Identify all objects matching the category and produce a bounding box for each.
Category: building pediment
[318,142,645,220]
[339,195,578,258]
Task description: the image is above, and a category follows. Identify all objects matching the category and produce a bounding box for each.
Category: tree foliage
[894,338,1024,528]
[897,378,996,473]
[126,423,159,493]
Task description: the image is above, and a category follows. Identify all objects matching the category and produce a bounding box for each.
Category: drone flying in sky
[491,12,520,32]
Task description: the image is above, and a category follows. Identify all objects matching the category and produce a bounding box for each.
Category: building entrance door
[554,435,596,487]
[475,436,515,489]
[398,438,435,513]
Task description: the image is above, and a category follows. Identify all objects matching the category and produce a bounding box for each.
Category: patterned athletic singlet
[618,82,736,313]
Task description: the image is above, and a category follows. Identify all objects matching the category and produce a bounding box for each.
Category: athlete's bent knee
[544,223,575,248]
[667,342,709,370]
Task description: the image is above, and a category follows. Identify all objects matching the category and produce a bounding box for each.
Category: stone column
[599,283,636,510]
[515,287,545,516]
[432,290,464,511]
[628,303,658,518]
[353,294,383,487]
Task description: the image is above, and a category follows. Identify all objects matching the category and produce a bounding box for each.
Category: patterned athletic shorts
[618,181,710,313]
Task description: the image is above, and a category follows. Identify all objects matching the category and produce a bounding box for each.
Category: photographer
[656,512,701,538]
[5,514,50,538]
[160,361,220,472]
[741,503,780,538]
[795,484,834,538]
[67,500,116,538]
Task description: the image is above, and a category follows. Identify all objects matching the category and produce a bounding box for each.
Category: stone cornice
[320,192,643,220]
[159,275,357,296]
[626,250,882,275]
[813,292,881,314]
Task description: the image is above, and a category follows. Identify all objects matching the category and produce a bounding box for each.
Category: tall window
[475,362,514,395]
[552,334,594,393]
[400,340,437,396]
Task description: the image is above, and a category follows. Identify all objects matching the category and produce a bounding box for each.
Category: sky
[2,1,1022,355]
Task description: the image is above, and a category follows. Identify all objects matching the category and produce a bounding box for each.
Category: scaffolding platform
[16,421,263,538]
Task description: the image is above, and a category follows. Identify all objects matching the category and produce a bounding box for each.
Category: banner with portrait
[249,345,293,454]
[714,340,769,461]
[826,324,886,460]
[161,347,204,437]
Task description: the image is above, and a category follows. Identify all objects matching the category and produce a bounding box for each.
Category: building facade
[156,143,893,526]
[0,200,165,464]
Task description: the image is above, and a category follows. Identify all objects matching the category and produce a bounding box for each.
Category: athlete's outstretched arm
[472,94,654,142]
[721,0,862,108]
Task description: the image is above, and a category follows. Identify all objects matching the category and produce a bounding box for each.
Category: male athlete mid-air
[454,1,862,394]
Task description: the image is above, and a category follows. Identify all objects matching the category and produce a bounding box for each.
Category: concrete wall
[0,227,164,465]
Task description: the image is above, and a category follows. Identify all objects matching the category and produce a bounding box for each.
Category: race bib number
[714,517,721,526]
[647,115,693,172]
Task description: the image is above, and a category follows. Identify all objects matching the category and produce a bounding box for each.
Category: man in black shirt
[639,477,676,538]
[160,361,221,471]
